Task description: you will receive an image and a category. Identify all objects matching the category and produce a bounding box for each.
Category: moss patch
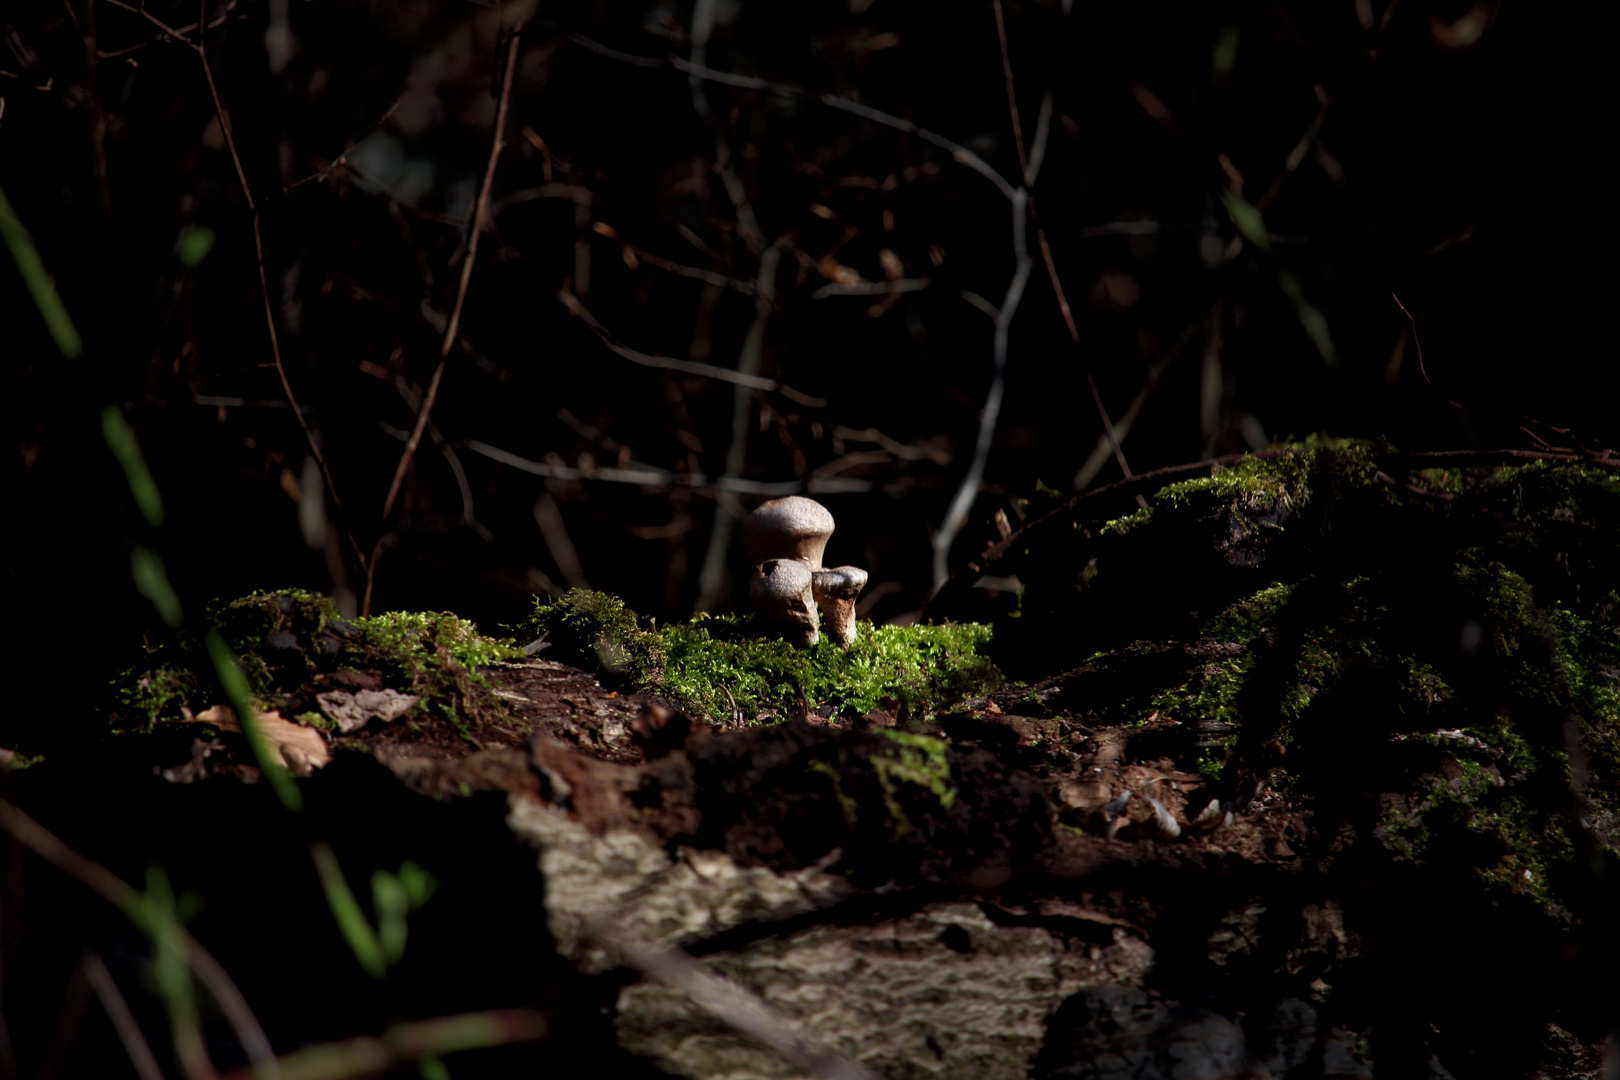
[516,590,1001,725]
[1004,447,1620,912]
[871,731,959,836]
[113,589,522,738]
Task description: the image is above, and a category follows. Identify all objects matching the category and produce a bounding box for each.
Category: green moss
[113,590,522,738]
[656,614,999,724]
[1201,583,1294,642]
[117,661,201,731]
[1152,438,1379,516]
[1101,506,1153,535]
[871,730,958,835]
[354,610,520,672]
[513,589,665,683]
[1053,452,1620,912]
[1381,759,1575,909]
[1409,468,1464,495]
[518,591,1001,725]
[1149,651,1254,728]
[805,759,859,824]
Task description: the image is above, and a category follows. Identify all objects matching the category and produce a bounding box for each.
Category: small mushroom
[750,558,820,647]
[812,566,868,647]
[740,496,836,569]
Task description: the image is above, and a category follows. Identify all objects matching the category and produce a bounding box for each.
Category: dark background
[2,0,1613,755]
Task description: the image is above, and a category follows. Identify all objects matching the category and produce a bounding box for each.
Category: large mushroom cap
[740,496,836,569]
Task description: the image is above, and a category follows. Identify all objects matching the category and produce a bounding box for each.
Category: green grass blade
[0,182,83,359]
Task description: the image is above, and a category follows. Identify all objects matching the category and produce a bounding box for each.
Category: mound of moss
[114,589,522,737]
[998,443,1620,912]
[516,590,1001,724]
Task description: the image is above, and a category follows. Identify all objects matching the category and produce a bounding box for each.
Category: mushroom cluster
[741,497,868,648]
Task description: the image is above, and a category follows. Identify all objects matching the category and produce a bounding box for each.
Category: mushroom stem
[812,567,868,648]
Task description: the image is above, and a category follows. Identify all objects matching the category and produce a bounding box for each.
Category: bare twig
[627,245,756,294]
[991,0,1030,183]
[533,493,590,590]
[990,0,1139,498]
[460,439,872,496]
[97,0,241,57]
[1391,292,1466,408]
[192,9,367,577]
[696,243,781,610]
[931,190,1034,592]
[81,952,165,1080]
[81,0,113,220]
[380,27,522,523]
[557,28,1016,201]
[1073,321,1202,489]
[810,278,929,299]
[558,292,826,399]
[284,98,402,191]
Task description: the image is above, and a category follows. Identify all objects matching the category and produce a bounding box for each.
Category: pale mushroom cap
[812,565,867,648]
[811,566,867,597]
[741,496,836,569]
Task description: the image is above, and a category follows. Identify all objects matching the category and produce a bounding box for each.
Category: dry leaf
[317,688,419,733]
[184,705,332,775]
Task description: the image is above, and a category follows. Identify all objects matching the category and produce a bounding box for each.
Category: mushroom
[740,496,836,570]
[742,496,868,648]
[749,558,820,647]
[812,566,868,648]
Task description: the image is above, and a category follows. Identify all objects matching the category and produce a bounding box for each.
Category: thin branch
[97,0,241,56]
[810,278,929,299]
[559,292,826,405]
[1025,88,1054,185]
[1072,320,1202,489]
[102,0,200,45]
[81,952,166,1080]
[630,246,757,293]
[991,0,1029,183]
[491,181,594,216]
[533,493,590,590]
[931,190,1034,592]
[1391,292,1466,408]
[558,293,768,390]
[556,28,1017,202]
[380,27,522,523]
[989,0,1140,498]
[459,439,872,495]
[284,98,401,192]
[193,11,367,576]
[696,243,781,611]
